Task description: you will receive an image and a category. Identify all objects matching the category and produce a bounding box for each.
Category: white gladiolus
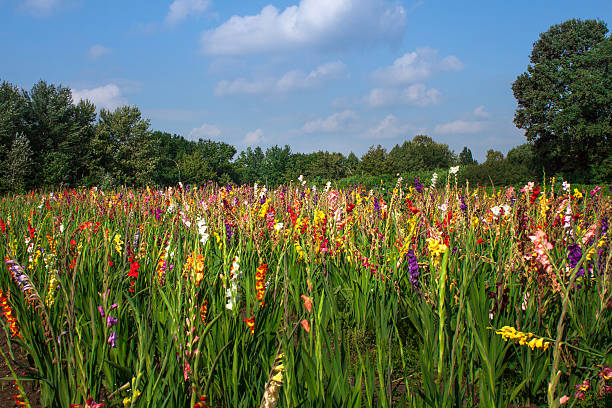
[431,172,438,188]
[197,218,209,245]
[562,181,570,193]
[225,256,241,310]
[449,166,459,174]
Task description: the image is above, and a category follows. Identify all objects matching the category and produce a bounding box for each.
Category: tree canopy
[512,18,611,181]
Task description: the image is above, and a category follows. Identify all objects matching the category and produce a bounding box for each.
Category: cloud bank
[201,0,406,55]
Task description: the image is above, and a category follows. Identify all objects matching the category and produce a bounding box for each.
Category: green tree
[25,80,95,187]
[3,133,33,193]
[458,146,477,165]
[263,145,292,186]
[485,149,504,164]
[307,151,349,180]
[512,19,611,180]
[0,81,27,152]
[345,152,359,175]
[359,145,391,176]
[388,135,455,173]
[92,106,158,186]
[0,81,29,191]
[196,139,237,183]
[236,147,266,184]
[179,150,216,185]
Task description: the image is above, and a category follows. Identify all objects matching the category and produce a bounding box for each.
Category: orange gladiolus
[301,295,312,313]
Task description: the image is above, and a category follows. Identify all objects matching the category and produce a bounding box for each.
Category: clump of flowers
[494,326,551,350]
[0,289,20,337]
[128,256,140,293]
[200,299,208,325]
[113,234,123,255]
[426,236,447,267]
[99,301,119,348]
[567,243,585,277]
[255,262,267,306]
[574,380,590,400]
[414,178,424,193]
[196,218,209,245]
[405,248,420,291]
[183,252,205,287]
[225,256,241,310]
[244,316,255,335]
[528,230,561,292]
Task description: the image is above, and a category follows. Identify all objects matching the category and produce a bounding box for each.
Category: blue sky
[1,0,610,162]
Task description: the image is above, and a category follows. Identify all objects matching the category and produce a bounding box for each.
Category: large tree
[92,106,158,186]
[512,19,611,180]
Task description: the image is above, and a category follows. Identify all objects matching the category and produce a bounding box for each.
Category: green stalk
[437,250,448,388]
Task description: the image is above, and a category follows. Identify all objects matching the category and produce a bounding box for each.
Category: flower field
[0,177,610,407]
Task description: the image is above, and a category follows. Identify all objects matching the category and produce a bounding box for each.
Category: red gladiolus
[244,317,255,335]
[128,261,140,279]
[301,319,310,332]
[255,262,267,306]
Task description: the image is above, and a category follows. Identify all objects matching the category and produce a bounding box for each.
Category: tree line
[0,79,546,192]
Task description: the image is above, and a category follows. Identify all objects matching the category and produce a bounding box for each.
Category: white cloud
[71,84,126,111]
[188,123,221,139]
[243,129,264,145]
[166,0,211,24]
[301,110,358,133]
[372,47,463,85]
[22,0,61,16]
[366,114,420,139]
[88,45,111,60]
[366,84,441,107]
[215,61,346,96]
[473,105,490,118]
[434,120,487,134]
[200,0,406,55]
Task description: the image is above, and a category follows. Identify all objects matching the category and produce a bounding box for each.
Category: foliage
[91,106,159,186]
[512,19,612,181]
[458,146,477,165]
[3,133,33,193]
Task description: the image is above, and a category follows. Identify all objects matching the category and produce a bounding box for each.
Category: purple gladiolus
[98,305,105,318]
[567,244,585,277]
[414,178,424,193]
[107,315,118,328]
[601,217,609,236]
[460,196,467,214]
[405,248,420,291]
[107,331,118,348]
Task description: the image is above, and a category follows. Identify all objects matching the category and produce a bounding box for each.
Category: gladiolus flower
[107,331,117,348]
[244,317,255,335]
[300,319,310,332]
[106,316,118,328]
[301,295,312,313]
[600,366,612,381]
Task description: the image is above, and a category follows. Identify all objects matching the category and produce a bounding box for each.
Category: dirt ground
[0,333,42,408]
